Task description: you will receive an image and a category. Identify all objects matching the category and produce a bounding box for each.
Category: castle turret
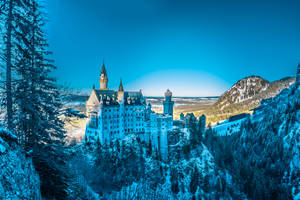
[117,78,125,103]
[296,64,300,87]
[163,89,174,117]
[180,113,184,121]
[117,78,125,138]
[99,62,108,90]
[198,114,206,134]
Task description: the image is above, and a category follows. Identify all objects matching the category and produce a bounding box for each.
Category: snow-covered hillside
[72,128,247,200]
[218,76,270,107]
[250,85,300,199]
[206,84,300,199]
[203,76,295,123]
[0,128,41,199]
[216,76,295,109]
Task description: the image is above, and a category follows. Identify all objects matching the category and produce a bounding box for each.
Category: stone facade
[85,63,173,161]
[179,113,206,134]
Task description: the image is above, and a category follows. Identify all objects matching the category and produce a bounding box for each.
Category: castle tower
[163,89,174,117]
[180,113,184,121]
[99,62,108,90]
[117,79,125,103]
[198,115,206,134]
[117,79,125,138]
[296,64,300,87]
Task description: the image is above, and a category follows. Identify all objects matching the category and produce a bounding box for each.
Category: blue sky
[45,0,300,96]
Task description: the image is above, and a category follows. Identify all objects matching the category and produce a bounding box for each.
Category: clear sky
[45,0,300,96]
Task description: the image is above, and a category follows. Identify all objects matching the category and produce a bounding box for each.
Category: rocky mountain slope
[0,128,41,199]
[216,76,295,109]
[205,84,300,199]
[203,76,295,123]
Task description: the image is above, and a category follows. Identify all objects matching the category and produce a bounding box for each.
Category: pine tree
[0,0,28,130]
[1,0,13,130]
[189,166,199,194]
[12,0,69,198]
[14,0,66,150]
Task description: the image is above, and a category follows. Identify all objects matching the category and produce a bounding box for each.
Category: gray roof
[93,89,145,106]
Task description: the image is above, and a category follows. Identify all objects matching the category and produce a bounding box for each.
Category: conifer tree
[0,0,28,130]
[189,166,199,194]
[1,0,13,130]
[12,0,70,198]
[14,0,66,150]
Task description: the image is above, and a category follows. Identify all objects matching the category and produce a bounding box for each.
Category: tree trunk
[5,0,13,130]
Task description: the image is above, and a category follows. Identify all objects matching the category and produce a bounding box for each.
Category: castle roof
[92,89,145,106]
[165,89,172,97]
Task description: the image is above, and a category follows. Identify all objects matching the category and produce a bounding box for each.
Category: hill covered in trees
[204,84,300,199]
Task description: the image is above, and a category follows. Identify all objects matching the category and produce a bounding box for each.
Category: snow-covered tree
[8,0,70,198]
[0,0,30,130]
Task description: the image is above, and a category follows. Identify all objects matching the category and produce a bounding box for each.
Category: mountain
[203,76,295,123]
[205,84,300,199]
[216,76,269,108]
[216,76,295,109]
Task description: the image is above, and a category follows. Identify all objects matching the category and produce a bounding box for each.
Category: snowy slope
[216,76,295,110]
[0,128,41,199]
[94,131,247,200]
[250,85,300,199]
[232,84,300,199]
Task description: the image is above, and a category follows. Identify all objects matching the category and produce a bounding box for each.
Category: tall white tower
[118,79,125,138]
[163,89,174,117]
[99,62,108,90]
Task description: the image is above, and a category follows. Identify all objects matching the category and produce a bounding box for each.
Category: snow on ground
[0,127,41,199]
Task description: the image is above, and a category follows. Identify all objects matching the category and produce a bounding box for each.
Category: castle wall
[85,66,174,162]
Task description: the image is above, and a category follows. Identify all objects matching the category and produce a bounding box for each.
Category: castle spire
[101,61,107,76]
[99,60,108,90]
[119,78,124,92]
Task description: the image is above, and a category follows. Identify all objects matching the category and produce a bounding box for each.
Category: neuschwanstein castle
[85,63,174,160]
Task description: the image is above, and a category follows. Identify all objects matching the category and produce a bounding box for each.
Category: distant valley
[64,75,295,142]
[67,76,295,122]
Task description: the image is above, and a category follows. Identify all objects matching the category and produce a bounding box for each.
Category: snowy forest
[0,0,299,200]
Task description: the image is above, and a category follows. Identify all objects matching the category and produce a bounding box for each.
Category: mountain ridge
[202,75,295,123]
